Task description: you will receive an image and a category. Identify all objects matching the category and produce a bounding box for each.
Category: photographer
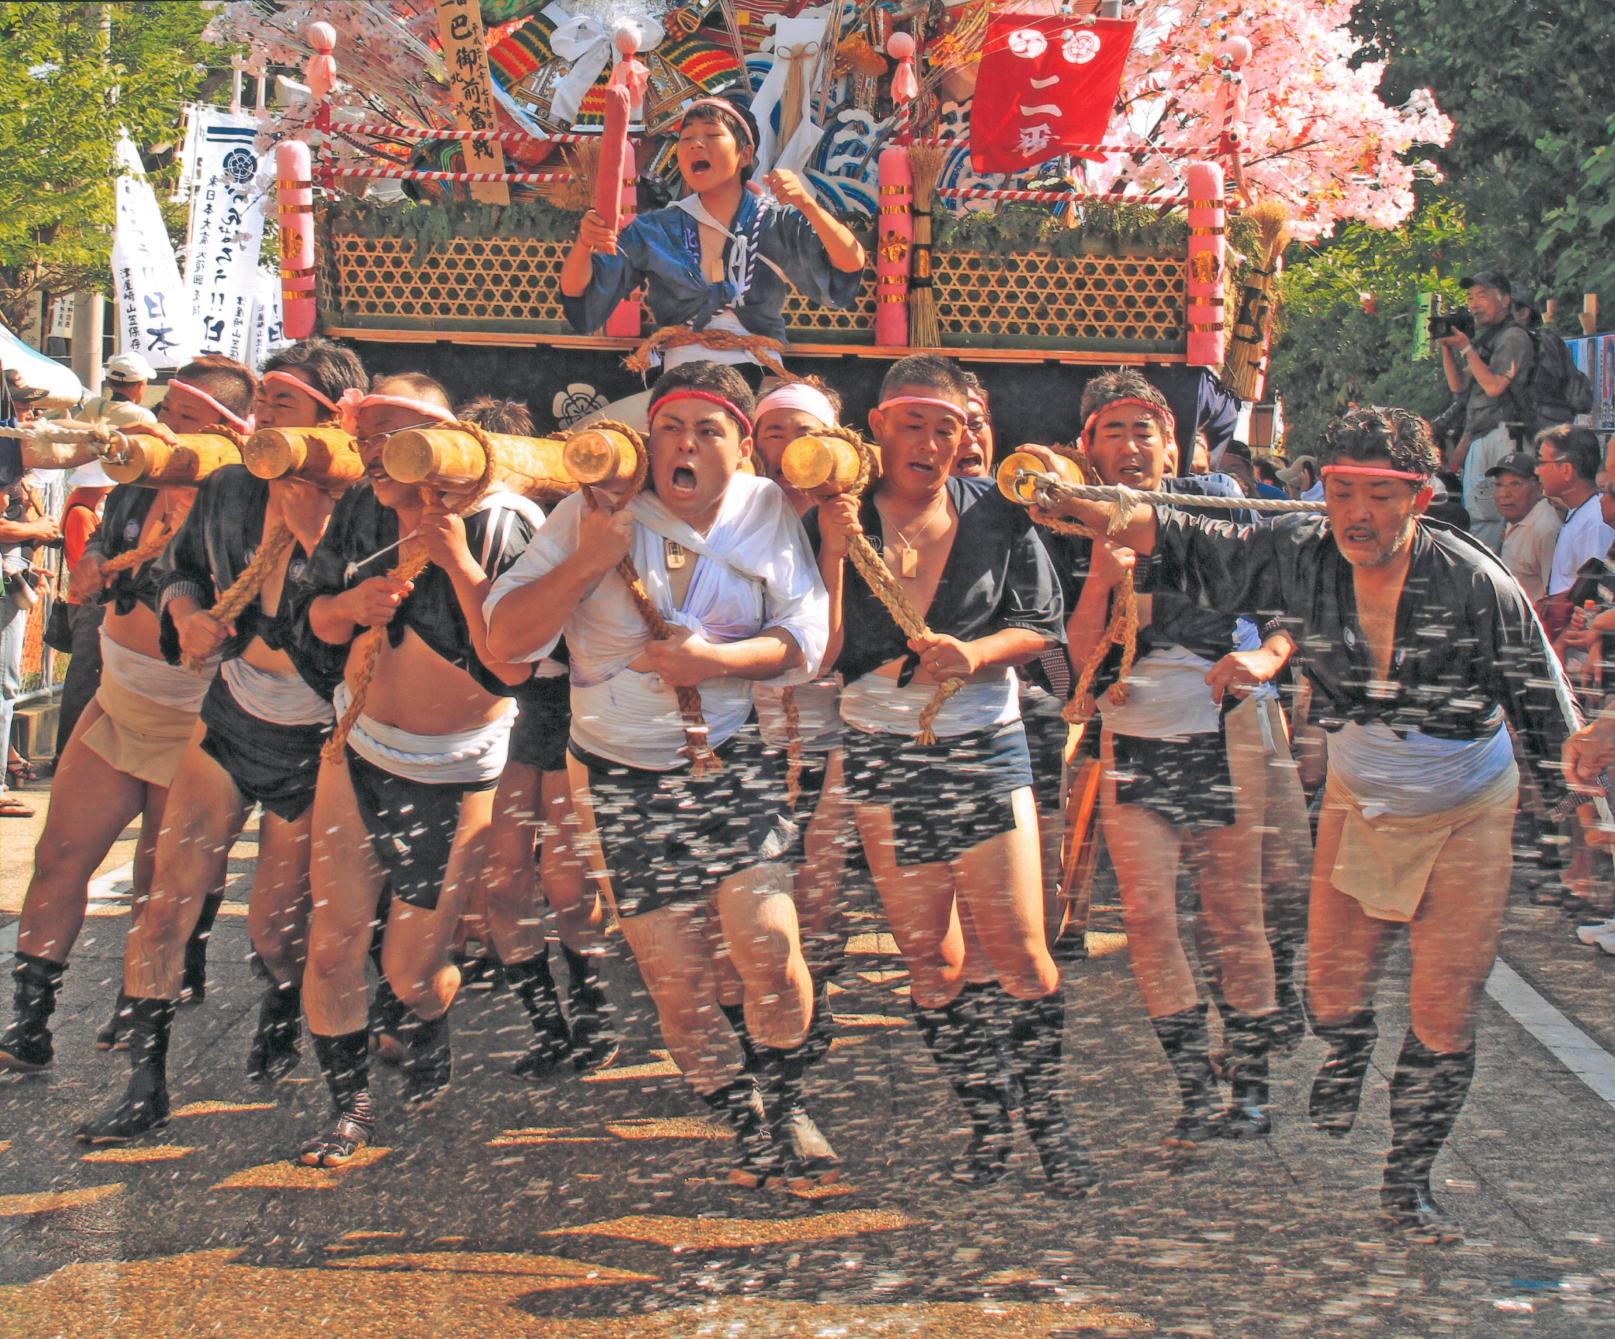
[1438,270,1534,551]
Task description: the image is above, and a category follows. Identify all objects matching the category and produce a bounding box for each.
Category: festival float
[200,0,1451,447]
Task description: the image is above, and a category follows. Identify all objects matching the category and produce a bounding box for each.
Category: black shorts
[841,722,1034,867]
[346,749,497,911]
[199,676,329,822]
[571,727,797,920]
[509,673,570,773]
[1019,686,1068,811]
[1107,723,1237,831]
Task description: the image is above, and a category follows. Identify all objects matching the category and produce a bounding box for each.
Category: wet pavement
[2,772,1615,1337]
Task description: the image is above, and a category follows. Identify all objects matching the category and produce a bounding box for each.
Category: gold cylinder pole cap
[102,437,155,485]
[381,433,437,485]
[243,428,305,480]
[563,428,636,487]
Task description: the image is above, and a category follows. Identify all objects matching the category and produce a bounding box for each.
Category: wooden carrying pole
[101,432,243,486]
[996,449,1086,506]
[383,424,576,500]
[243,427,365,489]
[781,433,866,496]
[562,427,643,489]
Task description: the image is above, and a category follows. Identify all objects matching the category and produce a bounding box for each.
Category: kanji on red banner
[968,16,1136,174]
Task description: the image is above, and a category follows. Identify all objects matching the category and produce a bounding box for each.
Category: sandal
[6,757,34,787]
[0,795,34,819]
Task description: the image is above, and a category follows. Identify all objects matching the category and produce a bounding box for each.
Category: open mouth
[956,450,984,471]
[689,158,712,176]
[1343,527,1377,544]
[669,464,699,493]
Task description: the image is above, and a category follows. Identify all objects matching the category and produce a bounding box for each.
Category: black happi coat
[287,485,536,698]
[1141,509,1575,807]
[83,484,165,616]
[806,474,1064,685]
[154,466,328,688]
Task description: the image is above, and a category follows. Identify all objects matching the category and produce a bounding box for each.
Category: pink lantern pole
[276,140,317,339]
[876,32,918,348]
[1185,161,1226,368]
[600,25,646,337]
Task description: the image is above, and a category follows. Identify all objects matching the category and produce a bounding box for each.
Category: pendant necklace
[882,495,948,579]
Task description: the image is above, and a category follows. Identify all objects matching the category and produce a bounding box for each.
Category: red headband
[681,99,754,147]
[649,389,753,437]
[261,369,341,415]
[1320,464,1432,483]
[877,394,966,424]
[1080,396,1177,445]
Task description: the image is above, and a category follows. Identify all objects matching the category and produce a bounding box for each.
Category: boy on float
[1034,404,1576,1242]
[560,97,864,378]
[73,339,367,1143]
[289,373,537,1166]
[455,395,618,1079]
[485,361,832,1187]
[1042,370,1289,1150]
[0,359,255,1076]
[810,355,1093,1197]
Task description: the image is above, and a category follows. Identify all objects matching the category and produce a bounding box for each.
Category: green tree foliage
[0,1,219,331]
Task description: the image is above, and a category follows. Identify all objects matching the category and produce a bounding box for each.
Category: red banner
[969,17,1136,175]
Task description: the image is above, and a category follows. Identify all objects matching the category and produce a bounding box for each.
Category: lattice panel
[934,252,1186,348]
[784,271,877,342]
[327,235,573,330]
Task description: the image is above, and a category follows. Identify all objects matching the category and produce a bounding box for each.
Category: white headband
[755,383,838,429]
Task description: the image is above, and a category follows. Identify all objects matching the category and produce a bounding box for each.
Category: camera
[1428,308,1475,340]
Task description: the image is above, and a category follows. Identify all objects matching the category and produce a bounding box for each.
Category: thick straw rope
[322,420,498,765]
[1014,462,1327,721]
[815,426,964,747]
[625,326,795,383]
[100,425,249,577]
[181,522,299,671]
[0,419,118,446]
[576,419,723,777]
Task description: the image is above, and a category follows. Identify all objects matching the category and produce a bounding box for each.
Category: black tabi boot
[1149,1003,1223,1150]
[759,1042,841,1187]
[1005,991,1099,1198]
[179,891,225,1006]
[0,953,66,1073]
[301,1029,375,1167]
[246,977,303,1082]
[1309,1009,1378,1136]
[1381,1032,1474,1245]
[720,1002,840,1184]
[75,997,175,1144]
[1268,934,1308,1052]
[368,975,408,1066]
[700,1075,782,1188]
[560,944,619,1072]
[396,1007,453,1107]
[911,993,1014,1186]
[794,972,836,1071]
[1215,1007,1275,1138]
[95,991,134,1053]
[504,951,574,1081]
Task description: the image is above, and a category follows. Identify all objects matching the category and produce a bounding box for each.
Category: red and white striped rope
[916,138,1171,157]
[939,187,1191,205]
[338,166,573,183]
[343,122,595,146]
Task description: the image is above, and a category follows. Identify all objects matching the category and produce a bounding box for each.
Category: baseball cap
[1485,451,1538,480]
[1510,285,1542,314]
[1276,454,1317,487]
[104,351,156,383]
[1459,270,1511,296]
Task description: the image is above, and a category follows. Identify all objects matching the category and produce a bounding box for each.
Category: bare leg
[854,801,965,1010]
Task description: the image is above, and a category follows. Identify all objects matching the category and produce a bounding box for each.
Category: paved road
[2,770,1614,1337]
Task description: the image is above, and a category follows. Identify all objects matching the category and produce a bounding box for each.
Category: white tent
[0,322,84,411]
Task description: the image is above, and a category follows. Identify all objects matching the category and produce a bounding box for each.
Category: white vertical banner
[111,133,196,371]
[47,296,75,341]
[247,266,290,369]
[183,109,269,361]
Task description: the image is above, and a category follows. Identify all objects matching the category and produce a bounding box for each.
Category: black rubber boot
[246,978,303,1082]
[1215,1007,1275,1138]
[1381,1032,1474,1245]
[504,952,574,1081]
[302,1029,375,1167]
[1149,1003,1223,1150]
[179,891,225,1006]
[793,972,836,1071]
[700,1075,782,1188]
[1309,1009,1378,1136]
[1268,934,1308,1052]
[560,944,619,1072]
[758,1042,841,1187]
[1004,991,1099,1197]
[75,997,175,1144]
[911,993,1013,1186]
[396,1007,452,1107]
[95,991,134,1053]
[718,1001,764,1071]
[0,953,66,1073]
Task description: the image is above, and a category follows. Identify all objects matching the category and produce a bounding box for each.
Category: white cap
[67,460,116,489]
[105,351,156,383]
